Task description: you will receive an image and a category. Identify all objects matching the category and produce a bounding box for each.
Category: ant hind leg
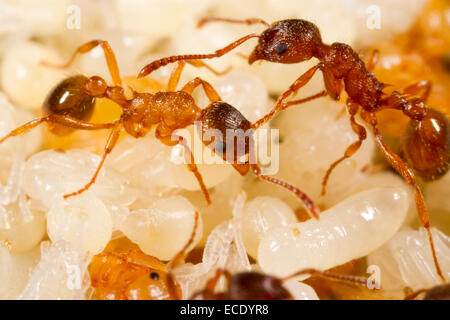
[360,110,445,283]
[402,80,432,102]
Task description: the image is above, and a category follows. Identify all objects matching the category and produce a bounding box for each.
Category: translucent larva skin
[257,188,409,277]
[42,75,95,135]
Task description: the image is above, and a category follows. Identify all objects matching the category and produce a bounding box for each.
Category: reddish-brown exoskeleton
[0,40,319,217]
[136,18,449,281]
[404,283,450,300]
[189,268,369,300]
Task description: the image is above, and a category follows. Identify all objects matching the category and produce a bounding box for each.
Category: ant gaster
[136,18,449,281]
[0,40,319,217]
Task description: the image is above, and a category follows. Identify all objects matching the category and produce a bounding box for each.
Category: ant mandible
[0,40,319,217]
[137,18,449,282]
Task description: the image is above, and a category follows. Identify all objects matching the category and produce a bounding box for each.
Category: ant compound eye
[149,272,160,280]
[276,43,288,55]
[215,141,226,154]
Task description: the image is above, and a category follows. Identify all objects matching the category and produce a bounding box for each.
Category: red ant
[137,18,449,282]
[0,40,319,217]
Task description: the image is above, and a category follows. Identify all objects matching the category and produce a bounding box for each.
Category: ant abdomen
[403,108,450,181]
[198,101,253,162]
[43,75,95,135]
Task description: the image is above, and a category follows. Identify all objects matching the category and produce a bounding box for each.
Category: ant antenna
[282,268,370,287]
[197,17,270,28]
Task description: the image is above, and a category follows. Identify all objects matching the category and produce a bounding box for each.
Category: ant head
[198,102,253,163]
[423,283,450,300]
[227,272,292,300]
[403,108,449,181]
[84,76,108,97]
[249,19,323,64]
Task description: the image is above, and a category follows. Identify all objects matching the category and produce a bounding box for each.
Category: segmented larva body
[258,187,409,277]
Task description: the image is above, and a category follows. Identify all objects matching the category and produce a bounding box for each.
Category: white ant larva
[257,187,409,278]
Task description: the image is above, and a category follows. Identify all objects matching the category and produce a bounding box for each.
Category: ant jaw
[248,47,264,64]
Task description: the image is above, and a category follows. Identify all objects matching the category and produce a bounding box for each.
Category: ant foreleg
[198,17,270,28]
[63,121,123,199]
[253,63,323,128]
[321,99,367,196]
[250,163,320,219]
[360,110,445,283]
[156,126,211,205]
[42,40,122,86]
[0,115,116,144]
[137,34,261,78]
[181,77,222,103]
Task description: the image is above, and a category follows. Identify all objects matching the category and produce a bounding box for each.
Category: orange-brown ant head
[403,108,450,181]
[249,19,323,64]
[84,75,108,97]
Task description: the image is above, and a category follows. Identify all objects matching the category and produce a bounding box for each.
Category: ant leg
[250,163,320,219]
[283,268,369,287]
[198,17,270,28]
[167,61,231,92]
[168,211,200,299]
[366,49,380,72]
[402,80,432,102]
[181,77,222,103]
[156,125,211,205]
[360,110,445,283]
[167,61,186,92]
[253,63,323,128]
[42,40,122,86]
[0,115,116,144]
[404,288,427,300]
[281,90,327,110]
[64,121,123,199]
[137,33,261,78]
[321,99,367,196]
[186,60,232,76]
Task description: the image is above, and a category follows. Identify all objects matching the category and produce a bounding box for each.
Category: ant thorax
[321,43,383,112]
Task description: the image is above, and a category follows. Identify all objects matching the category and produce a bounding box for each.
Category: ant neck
[313,42,329,61]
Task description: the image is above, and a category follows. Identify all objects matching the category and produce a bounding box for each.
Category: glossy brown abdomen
[42,75,95,135]
[403,108,450,181]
